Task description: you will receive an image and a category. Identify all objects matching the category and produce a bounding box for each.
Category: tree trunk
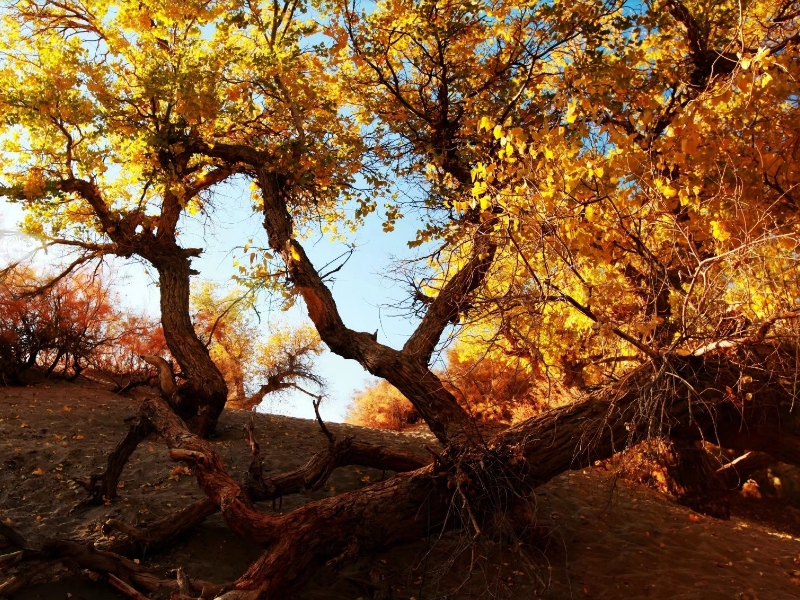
[661,441,731,519]
[75,253,228,505]
[255,168,487,446]
[75,419,154,503]
[155,256,228,437]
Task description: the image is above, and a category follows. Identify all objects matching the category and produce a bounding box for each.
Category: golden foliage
[345,380,419,431]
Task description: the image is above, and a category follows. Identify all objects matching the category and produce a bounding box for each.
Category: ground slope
[1,379,800,599]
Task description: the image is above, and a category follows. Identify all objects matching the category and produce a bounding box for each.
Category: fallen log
[102,417,428,557]
[142,347,800,598]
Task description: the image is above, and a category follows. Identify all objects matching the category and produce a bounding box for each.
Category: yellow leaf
[31,467,44,476]
[661,186,676,198]
[710,220,731,242]
[565,102,577,124]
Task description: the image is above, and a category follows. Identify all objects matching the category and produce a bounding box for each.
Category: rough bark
[0,525,227,598]
[102,430,427,558]
[140,354,177,397]
[153,255,227,437]
[102,497,220,557]
[182,141,494,446]
[254,166,489,446]
[497,351,800,476]
[57,177,229,438]
[131,347,800,598]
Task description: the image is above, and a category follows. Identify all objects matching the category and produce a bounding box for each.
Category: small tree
[191,282,324,410]
[192,282,260,405]
[243,323,325,410]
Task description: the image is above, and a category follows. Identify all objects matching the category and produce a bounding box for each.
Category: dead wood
[717,450,776,482]
[101,416,427,559]
[14,344,800,600]
[0,533,229,600]
[101,497,220,556]
[74,417,154,504]
[140,354,177,398]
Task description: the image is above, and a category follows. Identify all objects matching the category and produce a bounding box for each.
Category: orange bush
[0,268,166,383]
[345,380,419,431]
[344,344,564,431]
[441,348,540,423]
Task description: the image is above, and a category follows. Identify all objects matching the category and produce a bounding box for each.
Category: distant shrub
[191,281,324,410]
[345,380,419,431]
[0,268,165,384]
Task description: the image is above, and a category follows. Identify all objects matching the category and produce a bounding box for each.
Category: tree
[244,323,325,410]
[191,281,324,410]
[0,267,164,384]
[0,0,240,435]
[441,342,549,423]
[4,1,800,599]
[192,282,261,405]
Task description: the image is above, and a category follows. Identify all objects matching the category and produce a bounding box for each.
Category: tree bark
[133,347,800,598]
[57,176,229,438]
[75,418,154,503]
[154,255,228,437]
[102,432,427,557]
[254,167,487,446]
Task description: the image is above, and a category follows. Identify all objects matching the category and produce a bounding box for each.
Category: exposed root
[108,574,152,600]
[140,354,177,398]
[99,413,428,562]
[74,418,154,505]
[101,497,219,556]
[0,522,229,600]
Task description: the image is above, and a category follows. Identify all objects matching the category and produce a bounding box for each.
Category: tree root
[74,418,154,505]
[99,415,428,561]
[101,497,220,556]
[0,524,229,600]
[14,348,800,599]
[140,348,800,597]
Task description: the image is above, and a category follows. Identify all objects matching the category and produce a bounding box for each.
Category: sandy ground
[2,379,800,599]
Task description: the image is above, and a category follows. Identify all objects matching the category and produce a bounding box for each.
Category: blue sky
[0,180,430,423]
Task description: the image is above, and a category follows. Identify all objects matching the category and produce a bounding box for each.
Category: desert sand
[2,379,800,599]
